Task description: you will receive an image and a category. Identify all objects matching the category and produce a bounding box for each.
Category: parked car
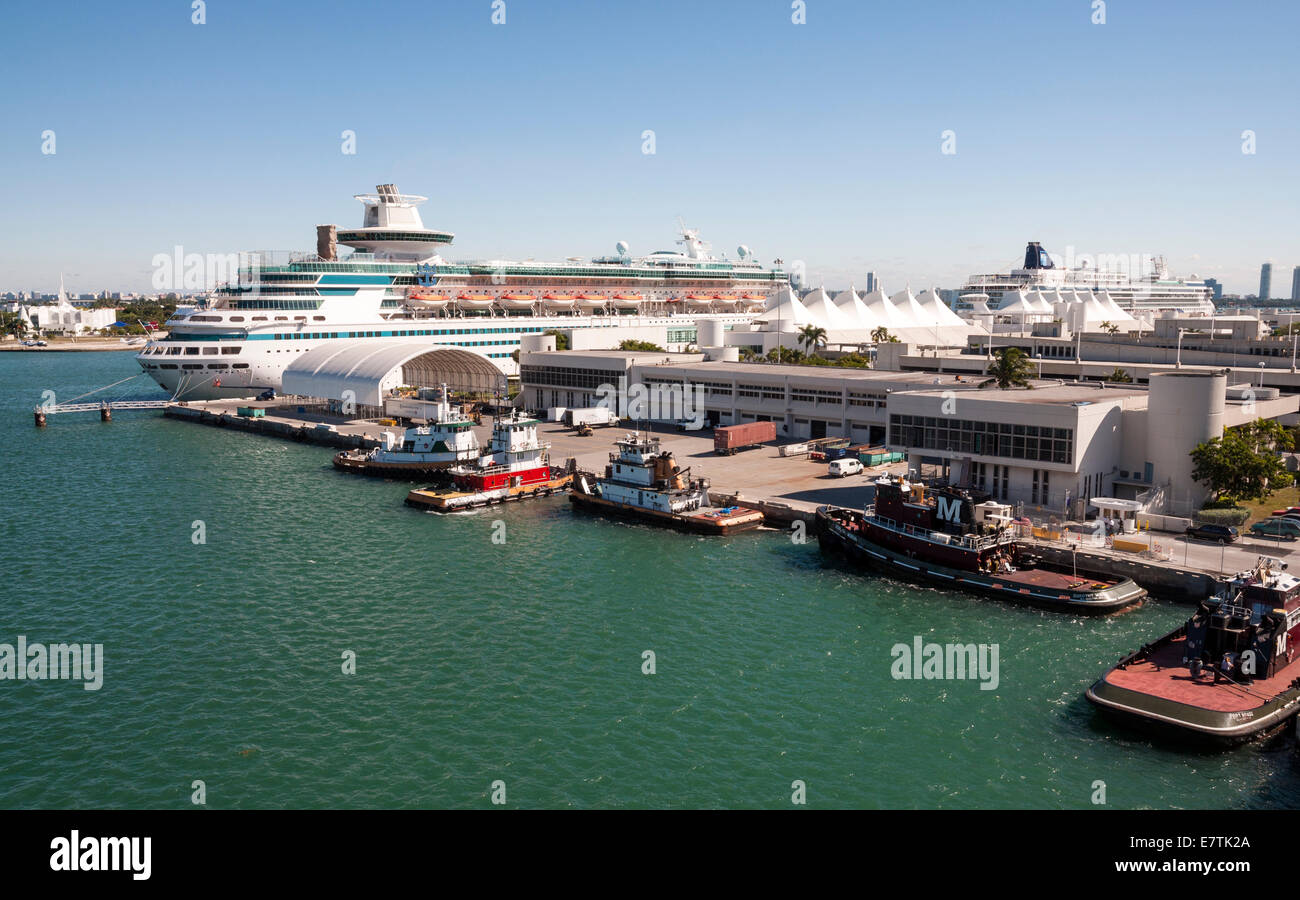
[1186,522,1239,543]
[675,418,706,432]
[1270,507,1300,517]
[1250,518,1300,541]
[828,458,864,478]
[256,388,276,401]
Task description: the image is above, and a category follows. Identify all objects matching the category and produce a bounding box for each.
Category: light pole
[1259,361,1266,388]
[1035,352,1043,380]
[1175,327,1186,368]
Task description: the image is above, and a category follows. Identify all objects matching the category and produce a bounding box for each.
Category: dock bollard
[34,410,47,428]
[100,406,112,423]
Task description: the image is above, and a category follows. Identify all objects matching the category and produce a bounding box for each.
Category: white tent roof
[916,288,967,327]
[756,287,817,328]
[1028,291,1055,313]
[890,288,937,327]
[1096,290,1136,322]
[801,287,854,330]
[833,287,881,330]
[999,296,1043,315]
[863,286,909,329]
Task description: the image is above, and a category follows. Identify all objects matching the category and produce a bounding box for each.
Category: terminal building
[519,348,1298,520]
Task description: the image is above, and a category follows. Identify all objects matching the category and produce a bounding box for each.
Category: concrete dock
[164,399,1292,601]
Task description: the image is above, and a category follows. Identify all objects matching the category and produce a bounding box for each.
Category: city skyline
[1,0,1296,295]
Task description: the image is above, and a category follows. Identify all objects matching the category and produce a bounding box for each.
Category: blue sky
[1,0,1296,295]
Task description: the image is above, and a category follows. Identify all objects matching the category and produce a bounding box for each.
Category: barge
[569,434,763,534]
[1086,556,1300,745]
[817,476,1146,614]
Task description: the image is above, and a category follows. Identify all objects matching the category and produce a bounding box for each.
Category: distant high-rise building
[864,271,877,293]
[1291,266,1300,302]
[1204,278,1223,301]
[1260,263,1273,303]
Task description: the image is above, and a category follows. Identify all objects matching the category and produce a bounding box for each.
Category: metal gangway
[34,399,170,425]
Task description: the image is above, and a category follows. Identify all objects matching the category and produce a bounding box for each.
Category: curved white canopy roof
[282,341,505,407]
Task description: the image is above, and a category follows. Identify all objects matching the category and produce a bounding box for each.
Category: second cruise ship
[958,241,1215,316]
[136,184,786,400]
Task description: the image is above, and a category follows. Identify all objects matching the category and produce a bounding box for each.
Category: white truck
[565,407,619,428]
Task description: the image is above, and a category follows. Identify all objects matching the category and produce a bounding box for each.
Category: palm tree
[1100,321,1120,335]
[870,326,891,343]
[1106,367,1133,383]
[797,324,827,356]
[980,347,1035,390]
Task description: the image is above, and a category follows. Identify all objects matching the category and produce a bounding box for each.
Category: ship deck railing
[860,508,1016,551]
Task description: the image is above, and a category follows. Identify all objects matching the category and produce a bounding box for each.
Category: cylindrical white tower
[1146,371,1226,511]
[696,319,725,348]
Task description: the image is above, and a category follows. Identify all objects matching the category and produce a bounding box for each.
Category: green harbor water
[2,352,1298,809]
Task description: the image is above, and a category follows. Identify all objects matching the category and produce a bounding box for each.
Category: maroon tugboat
[817,475,1145,613]
[1087,556,1300,745]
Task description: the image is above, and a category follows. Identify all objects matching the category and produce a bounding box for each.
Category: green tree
[1190,420,1296,502]
[0,311,30,340]
[617,339,667,352]
[980,347,1034,390]
[870,326,896,343]
[543,330,570,351]
[765,346,803,364]
[1106,367,1133,383]
[796,324,827,356]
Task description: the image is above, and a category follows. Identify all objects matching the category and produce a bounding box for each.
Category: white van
[828,458,863,478]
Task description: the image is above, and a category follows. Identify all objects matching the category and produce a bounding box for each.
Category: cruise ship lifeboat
[543,293,577,311]
[612,293,644,308]
[407,291,450,309]
[575,293,608,310]
[498,293,538,310]
[684,294,715,308]
[456,293,496,310]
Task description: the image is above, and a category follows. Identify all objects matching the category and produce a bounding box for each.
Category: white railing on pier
[39,400,170,414]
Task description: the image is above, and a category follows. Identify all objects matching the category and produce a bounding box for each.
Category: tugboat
[333,385,479,478]
[816,475,1145,613]
[1086,556,1300,745]
[569,433,764,534]
[405,410,571,511]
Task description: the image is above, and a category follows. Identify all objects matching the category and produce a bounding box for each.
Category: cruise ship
[957,242,1215,316]
[136,185,786,400]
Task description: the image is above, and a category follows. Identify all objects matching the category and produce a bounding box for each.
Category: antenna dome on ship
[737,245,750,260]
[616,240,629,256]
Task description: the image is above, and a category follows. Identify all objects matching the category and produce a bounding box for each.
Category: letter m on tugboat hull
[936,495,962,524]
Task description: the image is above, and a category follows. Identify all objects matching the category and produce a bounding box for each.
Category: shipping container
[713,421,777,454]
[565,407,618,427]
[857,448,905,467]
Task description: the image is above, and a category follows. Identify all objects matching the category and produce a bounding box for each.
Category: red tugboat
[816,475,1145,613]
[405,410,571,511]
[1086,556,1300,745]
